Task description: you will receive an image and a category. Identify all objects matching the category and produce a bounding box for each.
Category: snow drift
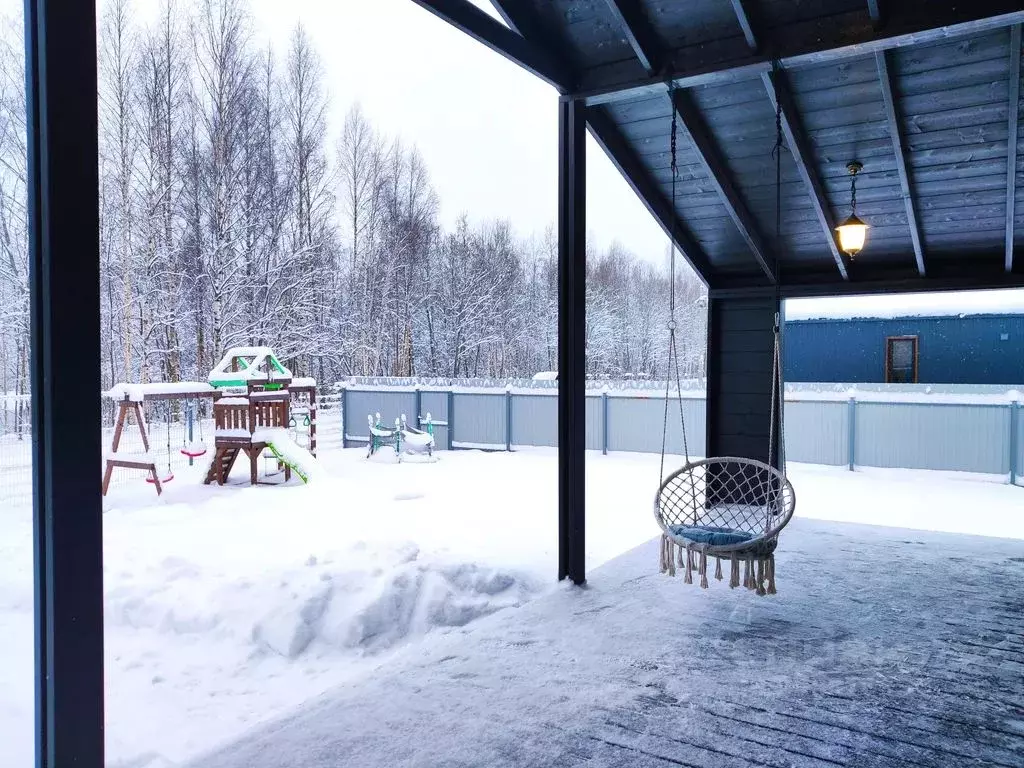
[105,540,536,661]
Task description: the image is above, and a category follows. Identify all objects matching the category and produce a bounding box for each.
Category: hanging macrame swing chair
[653,73,796,595]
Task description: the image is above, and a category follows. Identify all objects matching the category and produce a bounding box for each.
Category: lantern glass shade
[836,214,868,256]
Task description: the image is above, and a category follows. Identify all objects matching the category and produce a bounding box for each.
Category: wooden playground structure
[103,348,318,495]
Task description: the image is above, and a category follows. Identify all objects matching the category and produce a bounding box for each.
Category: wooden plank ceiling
[483,0,1024,296]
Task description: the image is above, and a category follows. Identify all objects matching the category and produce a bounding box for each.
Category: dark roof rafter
[585,107,716,285]
[866,0,883,25]
[876,51,926,277]
[671,90,776,283]
[760,70,850,282]
[581,3,1024,105]
[727,0,847,281]
[409,0,574,91]
[729,0,759,52]
[1007,24,1021,273]
[603,0,662,76]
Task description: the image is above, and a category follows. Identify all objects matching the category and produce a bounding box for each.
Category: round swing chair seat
[146,472,175,485]
[654,457,795,594]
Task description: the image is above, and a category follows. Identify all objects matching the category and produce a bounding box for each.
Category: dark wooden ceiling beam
[729,0,759,52]
[728,0,847,281]
[760,71,850,282]
[603,0,662,76]
[1006,24,1021,273]
[876,51,926,276]
[581,3,1024,104]
[408,0,573,91]
[671,90,776,283]
[866,0,882,25]
[585,107,717,285]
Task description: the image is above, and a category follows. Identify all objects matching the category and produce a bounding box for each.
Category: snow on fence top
[332,377,1023,404]
[106,381,216,402]
[787,289,1024,321]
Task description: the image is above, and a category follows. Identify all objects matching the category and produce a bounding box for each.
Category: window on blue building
[886,336,918,383]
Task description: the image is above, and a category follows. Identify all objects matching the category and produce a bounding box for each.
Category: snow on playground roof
[786,289,1024,321]
[208,347,292,384]
[106,381,216,402]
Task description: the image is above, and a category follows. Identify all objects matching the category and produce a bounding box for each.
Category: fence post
[447,389,455,451]
[414,386,422,430]
[341,386,348,449]
[1010,400,1020,486]
[505,386,513,452]
[602,390,609,455]
[847,396,856,472]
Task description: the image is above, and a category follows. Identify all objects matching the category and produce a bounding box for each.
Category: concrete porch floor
[198,517,1024,768]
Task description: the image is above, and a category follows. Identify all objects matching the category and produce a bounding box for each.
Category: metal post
[340,387,348,448]
[1010,400,1019,486]
[505,386,513,451]
[187,403,194,466]
[447,389,455,451]
[558,96,586,585]
[848,396,857,471]
[414,386,422,432]
[602,391,609,455]
[28,0,105,765]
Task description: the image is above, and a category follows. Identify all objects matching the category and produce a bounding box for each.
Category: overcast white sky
[246,0,672,266]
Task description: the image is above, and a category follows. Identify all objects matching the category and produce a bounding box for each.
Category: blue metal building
[784,313,1024,385]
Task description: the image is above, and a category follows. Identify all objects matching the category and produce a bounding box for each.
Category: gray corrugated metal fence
[854,402,1010,474]
[338,387,1023,483]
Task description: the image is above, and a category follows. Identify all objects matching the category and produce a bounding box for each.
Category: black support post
[705,294,782,467]
[27,1,104,766]
[558,96,586,585]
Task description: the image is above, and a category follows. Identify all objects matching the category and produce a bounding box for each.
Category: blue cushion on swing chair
[668,525,753,547]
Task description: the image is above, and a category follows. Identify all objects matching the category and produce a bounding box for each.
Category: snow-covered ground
[1,448,1023,767]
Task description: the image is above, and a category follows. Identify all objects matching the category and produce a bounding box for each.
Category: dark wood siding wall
[706,295,781,466]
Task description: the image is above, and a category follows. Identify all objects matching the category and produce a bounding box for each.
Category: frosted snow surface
[198,518,1024,768]
[2,450,1023,767]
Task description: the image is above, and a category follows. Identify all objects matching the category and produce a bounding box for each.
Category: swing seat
[146,472,175,484]
[181,442,207,458]
[655,457,795,593]
[667,525,752,547]
[655,457,795,553]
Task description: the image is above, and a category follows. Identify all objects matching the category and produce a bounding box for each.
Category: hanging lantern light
[836,161,868,257]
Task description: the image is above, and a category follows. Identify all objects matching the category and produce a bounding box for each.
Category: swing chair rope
[768,58,785,477]
[659,82,692,486]
[653,63,796,586]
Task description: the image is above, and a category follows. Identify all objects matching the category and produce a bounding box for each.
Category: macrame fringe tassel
[730,554,739,588]
[684,545,693,584]
[767,554,777,595]
[714,557,723,581]
[688,548,697,572]
[659,535,668,573]
[668,540,676,577]
[756,558,767,596]
[742,557,750,590]
[699,548,708,589]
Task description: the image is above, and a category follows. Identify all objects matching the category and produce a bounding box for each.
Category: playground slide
[253,427,319,483]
